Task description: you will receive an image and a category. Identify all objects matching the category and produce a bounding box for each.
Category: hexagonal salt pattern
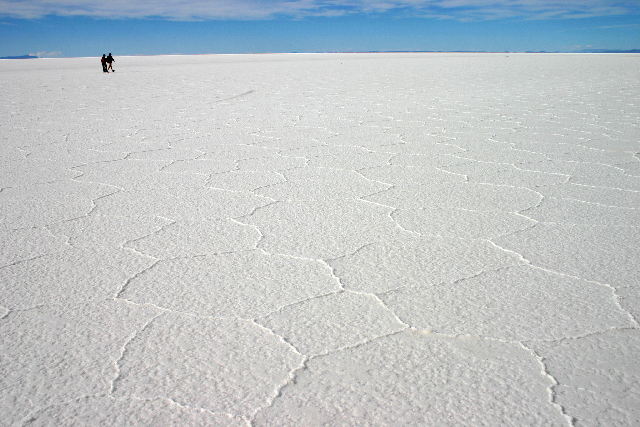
[2,53,638,426]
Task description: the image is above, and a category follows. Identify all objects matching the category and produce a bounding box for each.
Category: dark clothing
[101,55,108,72]
[106,54,114,71]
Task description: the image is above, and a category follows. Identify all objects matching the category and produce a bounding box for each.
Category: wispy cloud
[32,50,63,57]
[1,0,638,20]
[557,21,640,32]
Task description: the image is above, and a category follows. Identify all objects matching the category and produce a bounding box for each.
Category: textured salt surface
[1,53,638,426]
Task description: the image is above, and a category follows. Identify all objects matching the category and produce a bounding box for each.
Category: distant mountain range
[575,49,640,53]
[0,55,38,59]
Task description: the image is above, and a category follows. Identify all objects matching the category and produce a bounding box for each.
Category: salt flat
[1,52,639,426]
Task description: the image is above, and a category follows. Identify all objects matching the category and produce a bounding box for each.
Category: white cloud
[33,50,63,57]
[0,0,637,20]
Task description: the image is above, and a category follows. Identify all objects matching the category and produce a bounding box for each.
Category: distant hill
[576,49,640,53]
[0,55,38,59]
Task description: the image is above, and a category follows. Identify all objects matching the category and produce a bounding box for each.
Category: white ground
[1,53,639,426]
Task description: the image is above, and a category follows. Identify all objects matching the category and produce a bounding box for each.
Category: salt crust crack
[488,235,626,291]
[113,259,161,300]
[489,236,640,328]
[0,252,56,270]
[110,313,162,396]
[19,395,249,427]
[162,396,250,426]
[251,329,586,425]
[519,342,576,427]
[247,328,409,423]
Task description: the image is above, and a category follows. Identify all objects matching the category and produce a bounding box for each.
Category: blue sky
[1,1,639,57]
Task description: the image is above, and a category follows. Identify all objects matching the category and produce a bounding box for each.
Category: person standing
[106,53,115,72]
[101,54,108,72]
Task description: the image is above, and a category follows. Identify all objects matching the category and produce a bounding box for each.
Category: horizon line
[4,49,640,60]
